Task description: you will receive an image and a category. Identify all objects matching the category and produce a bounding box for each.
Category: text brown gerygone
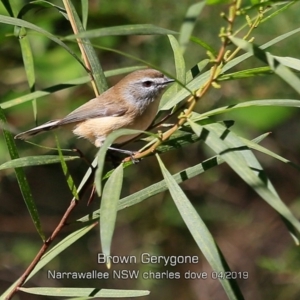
[15,69,174,153]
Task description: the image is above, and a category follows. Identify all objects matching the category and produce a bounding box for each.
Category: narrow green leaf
[65,24,177,39]
[19,287,149,297]
[17,1,68,20]
[190,36,216,54]
[100,163,124,268]
[17,28,34,78]
[1,0,15,16]
[229,36,300,95]
[17,26,37,121]
[261,1,295,24]
[241,137,300,172]
[156,154,242,300]
[1,66,144,109]
[218,66,273,82]
[186,59,210,83]
[223,27,300,74]
[179,1,206,53]
[194,122,300,241]
[0,155,79,170]
[273,56,300,71]
[168,35,186,86]
[95,129,144,196]
[199,99,300,119]
[243,0,293,13]
[187,119,202,136]
[249,132,271,144]
[81,0,88,29]
[1,79,89,110]
[77,157,97,194]
[0,107,44,240]
[0,15,85,69]
[154,130,201,153]
[30,223,96,282]
[206,0,231,4]
[56,136,79,200]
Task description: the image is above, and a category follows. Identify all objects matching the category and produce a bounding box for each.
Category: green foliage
[1,0,300,299]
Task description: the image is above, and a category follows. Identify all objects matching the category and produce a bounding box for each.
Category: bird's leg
[108,147,140,164]
[108,146,135,156]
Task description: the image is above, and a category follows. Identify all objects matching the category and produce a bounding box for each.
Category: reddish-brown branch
[127,1,239,162]
[6,162,96,300]
[6,200,76,299]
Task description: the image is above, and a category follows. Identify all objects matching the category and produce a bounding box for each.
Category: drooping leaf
[199,99,300,119]
[156,154,243,300]
[0,155,79,170]
[179,1,206,53]
[189,121,300,242]
[81,0,88,29]
[100,163,124,268]
[0,107,44,240]
[56,136,79,200]
[19,287,149,298]
[223,27,300,74]
[168,35,186,85]
[26,223,97,283]
[95,129,145,196]
[17,26,37,120]
[65,24,177,39]
[229,36,300,95]
[273,56,300,71]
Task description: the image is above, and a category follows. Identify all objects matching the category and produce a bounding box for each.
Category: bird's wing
[58,95,128,126]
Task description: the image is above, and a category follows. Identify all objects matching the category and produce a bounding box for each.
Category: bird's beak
[164,77,175,84]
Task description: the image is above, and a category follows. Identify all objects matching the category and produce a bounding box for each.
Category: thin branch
[63,0,100,96]
[128,0,240,161]
[5,164,96,299]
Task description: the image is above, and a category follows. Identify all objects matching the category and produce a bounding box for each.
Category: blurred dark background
[1,0,300,299]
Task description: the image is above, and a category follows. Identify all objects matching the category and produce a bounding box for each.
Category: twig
[127,0,240,161]
[63,0,100,96]
[6,199,74,299]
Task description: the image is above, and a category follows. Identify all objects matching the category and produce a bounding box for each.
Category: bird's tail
[14,120,60,140]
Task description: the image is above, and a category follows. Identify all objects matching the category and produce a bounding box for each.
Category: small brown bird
[15,69,174,150]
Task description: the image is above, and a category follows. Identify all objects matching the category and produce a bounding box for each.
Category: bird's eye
[142,81,153,87]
